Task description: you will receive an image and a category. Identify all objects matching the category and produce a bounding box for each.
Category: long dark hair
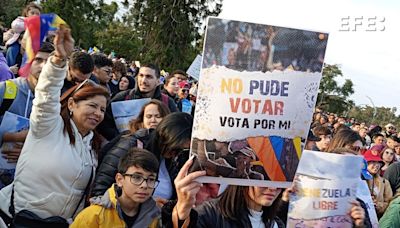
[60,83,110,155]
[218,185,282,226]
[327,128,362,152]
[147,112,193,158]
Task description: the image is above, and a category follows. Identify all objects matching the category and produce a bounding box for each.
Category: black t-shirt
[122,206,141,227]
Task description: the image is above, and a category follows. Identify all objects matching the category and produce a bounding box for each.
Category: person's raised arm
[172,158,206,227]
[30,26,74,138]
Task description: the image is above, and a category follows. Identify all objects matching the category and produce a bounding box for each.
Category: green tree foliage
[317,64,355,115]
[95,21,141,59]
[125,0,222,71]
[348,106,400,127]
[0,0,35,27]
[40,0,118,48]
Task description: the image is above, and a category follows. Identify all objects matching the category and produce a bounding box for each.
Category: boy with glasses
[71,148,161,227]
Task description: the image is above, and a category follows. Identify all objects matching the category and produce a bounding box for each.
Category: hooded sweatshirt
[71,184,160,228]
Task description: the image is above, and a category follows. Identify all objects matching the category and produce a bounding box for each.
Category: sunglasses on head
[72,79,98,94]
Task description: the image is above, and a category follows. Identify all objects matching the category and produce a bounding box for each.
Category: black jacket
[97,84,177,140]
[91,129,152,197]
[162,199,285,228]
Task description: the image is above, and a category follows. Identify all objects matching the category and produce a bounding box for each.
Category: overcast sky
[219,0,400,112]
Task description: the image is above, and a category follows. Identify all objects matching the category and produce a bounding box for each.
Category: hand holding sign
[349,200,365,228]
[174,158,206,220]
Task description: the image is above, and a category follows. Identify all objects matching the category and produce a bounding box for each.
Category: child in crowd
[71,148,161,227]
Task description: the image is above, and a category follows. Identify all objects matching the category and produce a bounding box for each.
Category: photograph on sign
[189,17,329,187]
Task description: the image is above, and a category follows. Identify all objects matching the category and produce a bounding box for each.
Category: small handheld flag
[19,14,67,77]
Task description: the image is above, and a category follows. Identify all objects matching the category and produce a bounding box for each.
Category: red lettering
[274,101,284,115]
[313,201,338,210]
[229,98,240,113]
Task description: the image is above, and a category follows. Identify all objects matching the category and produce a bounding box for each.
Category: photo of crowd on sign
[202,17,328,73]
[189,17,329,187]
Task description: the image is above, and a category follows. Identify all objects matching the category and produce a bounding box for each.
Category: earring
[69,110,73,116]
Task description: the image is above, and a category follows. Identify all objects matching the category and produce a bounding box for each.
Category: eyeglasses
[181,89,189,93]
[369,161,382,167]
[123,173,159,189]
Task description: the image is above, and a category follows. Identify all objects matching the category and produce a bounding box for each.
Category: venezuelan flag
[18,14,66,77]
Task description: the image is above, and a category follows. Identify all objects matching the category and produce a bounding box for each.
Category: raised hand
[52,25,74,65]
[349,200,365,228]
[174,158,206,220]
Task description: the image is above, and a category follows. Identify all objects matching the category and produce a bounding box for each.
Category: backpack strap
[0,80,18,116]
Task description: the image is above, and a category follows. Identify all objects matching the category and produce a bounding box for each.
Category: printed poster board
[0,111,30,169]
[288,178,357,228]
[111,98,151,133]
[186,54,202,81]
[189,17,329,187]
[288,150,364,228]
[356,180,379,228]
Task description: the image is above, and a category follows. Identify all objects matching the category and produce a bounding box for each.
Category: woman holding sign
[169,158,368,228]
[170,158,286,227]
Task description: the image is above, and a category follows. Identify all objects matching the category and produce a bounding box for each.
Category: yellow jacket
[71,184,160,228]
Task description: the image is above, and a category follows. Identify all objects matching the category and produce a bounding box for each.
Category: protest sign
[288,178,357,228]
[287,150,364,227]
[189,17,329,187]
[296,150,364,180]
[111,98,151,133]
[0,111,30,169]
[356,180,379,228]
[186,54,202,80]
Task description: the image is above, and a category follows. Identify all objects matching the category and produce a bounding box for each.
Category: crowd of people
[0,2,398,228]
[307,108,400,226]
[203,17,327,73]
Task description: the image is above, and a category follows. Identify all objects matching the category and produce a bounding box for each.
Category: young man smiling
[98,63,177,140]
